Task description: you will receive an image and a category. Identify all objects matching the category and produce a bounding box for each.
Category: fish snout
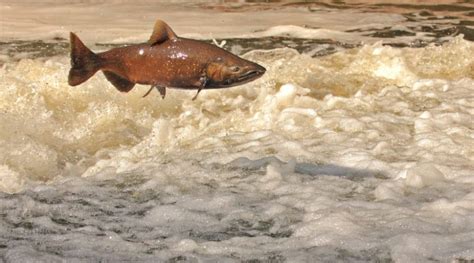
[255,64,266,75]
[239,63,266,81]
[247,63,266,76]
[207,60,266,88]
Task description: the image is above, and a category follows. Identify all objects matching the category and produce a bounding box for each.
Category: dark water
[1,17,472,66]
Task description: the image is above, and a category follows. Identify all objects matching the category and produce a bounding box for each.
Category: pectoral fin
[148,20,178,46]
[192,87,202,101]
[103,71,135,92]
[192,76,208,101]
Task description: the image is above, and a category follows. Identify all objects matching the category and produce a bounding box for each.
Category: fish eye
[230,66,240,72]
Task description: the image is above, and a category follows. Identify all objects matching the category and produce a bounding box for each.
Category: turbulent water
[1,1,474,262]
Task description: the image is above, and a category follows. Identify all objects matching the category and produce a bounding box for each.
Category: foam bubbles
[0,165,24,194]
[404,163,446,188]
[0,37,473,262]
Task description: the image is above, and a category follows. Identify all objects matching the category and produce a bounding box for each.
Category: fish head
[205,55,266,88]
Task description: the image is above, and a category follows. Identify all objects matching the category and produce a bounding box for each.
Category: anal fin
[103,71,135,92]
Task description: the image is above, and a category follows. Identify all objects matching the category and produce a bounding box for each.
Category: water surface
[0,1,473,262]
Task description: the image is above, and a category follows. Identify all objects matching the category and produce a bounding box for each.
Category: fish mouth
[237,66,266,82]
[208,65,266,88]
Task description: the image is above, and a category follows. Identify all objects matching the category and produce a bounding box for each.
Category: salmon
[68,20,266,100]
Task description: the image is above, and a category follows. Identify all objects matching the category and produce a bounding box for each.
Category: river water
[0,1,473,262]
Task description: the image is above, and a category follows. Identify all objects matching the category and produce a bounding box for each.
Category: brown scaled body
[68,20,266,99]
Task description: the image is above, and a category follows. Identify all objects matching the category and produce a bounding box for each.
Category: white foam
[404,163,446,188]
[0,20,473,262]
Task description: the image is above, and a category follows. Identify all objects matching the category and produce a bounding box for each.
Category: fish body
[68,20,266,99]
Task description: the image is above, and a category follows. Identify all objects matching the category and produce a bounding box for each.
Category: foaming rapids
[1,36,472,192]
[0,36,473,262]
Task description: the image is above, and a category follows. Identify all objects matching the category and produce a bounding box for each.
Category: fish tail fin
[68,32,101,86]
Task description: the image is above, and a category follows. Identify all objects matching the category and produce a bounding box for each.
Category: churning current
[0,1,473,262]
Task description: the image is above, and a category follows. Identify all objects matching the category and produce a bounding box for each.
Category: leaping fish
[68,19,266,100]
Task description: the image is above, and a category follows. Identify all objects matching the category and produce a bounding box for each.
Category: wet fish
[68,20,266,100]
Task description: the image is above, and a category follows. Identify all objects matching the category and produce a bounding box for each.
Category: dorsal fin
[147,20,177,46]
